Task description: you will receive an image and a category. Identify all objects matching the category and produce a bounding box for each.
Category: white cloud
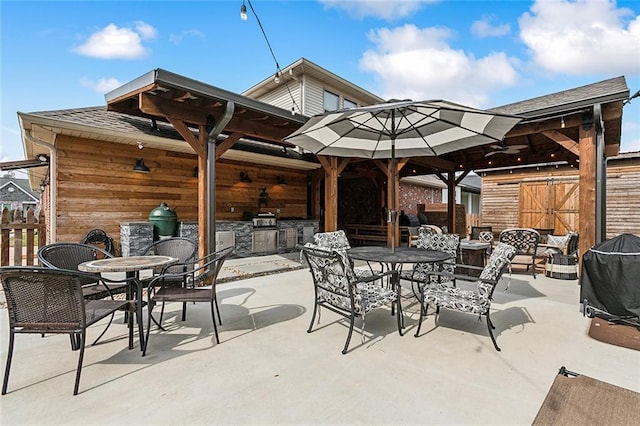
[519,0,640,75]
[471,15,510,38]
[319,0,436,20]
[169,29,205,45]
[73,22,157,59]
[359,24,519,107]
[80,77,123,94]
[135,21,158,40]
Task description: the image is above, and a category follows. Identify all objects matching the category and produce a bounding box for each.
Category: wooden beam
[409,156,456,171]
[215,132,243,160]
[140,93,209,125]
[578,122,596,273]
[506,106,622,139]
[168,118,206,158]
[541,130,580,156]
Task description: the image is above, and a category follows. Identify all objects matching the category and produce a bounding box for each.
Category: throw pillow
[547,234,569,247]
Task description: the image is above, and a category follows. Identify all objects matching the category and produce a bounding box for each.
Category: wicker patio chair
[143,246,234,355]
[80,228,115,255]
[37,242,130,345]
[141,237,198,321]
[301,245,399,354]
[0,267,138,395]
[414,242,516,351]
[498,228,540,278]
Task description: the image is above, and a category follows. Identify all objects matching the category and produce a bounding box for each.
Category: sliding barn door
[519,179,579,235]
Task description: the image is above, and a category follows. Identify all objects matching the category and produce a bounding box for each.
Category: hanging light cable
[240,0,302,115]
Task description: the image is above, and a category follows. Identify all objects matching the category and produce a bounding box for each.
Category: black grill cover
[580,233,640,320]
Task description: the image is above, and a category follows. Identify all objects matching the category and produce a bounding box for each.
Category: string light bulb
[240,1,247,20]
[561,116,565,128]
[274,72,280,84]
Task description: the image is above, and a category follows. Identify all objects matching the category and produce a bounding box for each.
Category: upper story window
[343,98,357,109]
[323,90,340,112]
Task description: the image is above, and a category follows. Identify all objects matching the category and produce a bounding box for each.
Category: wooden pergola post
[578,114,597,268]
[318,156,350,232]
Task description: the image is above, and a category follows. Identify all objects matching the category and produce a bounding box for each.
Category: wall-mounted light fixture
[240,171,252,183]
[133,158,150,173]
[276,175,287,185]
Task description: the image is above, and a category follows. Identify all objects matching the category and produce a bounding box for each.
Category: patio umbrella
[283,99,523,251]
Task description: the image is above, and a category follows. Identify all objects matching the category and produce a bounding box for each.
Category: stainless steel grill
[252,214,277,229]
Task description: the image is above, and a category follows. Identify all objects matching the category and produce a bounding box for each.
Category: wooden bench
[344,224,414,246]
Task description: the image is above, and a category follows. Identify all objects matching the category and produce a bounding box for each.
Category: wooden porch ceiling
[105,68,307,152]
[387,100,624,176]
[105,68,625,176]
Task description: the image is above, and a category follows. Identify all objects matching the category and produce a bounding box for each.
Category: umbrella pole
[390,138,397,253]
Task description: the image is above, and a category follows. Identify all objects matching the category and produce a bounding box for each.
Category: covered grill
[580,233,640,326]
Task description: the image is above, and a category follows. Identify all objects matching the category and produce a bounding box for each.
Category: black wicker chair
[37,242,130,344]
[143,247,233,355]
[301,245,399,354]
[0,267,138,395]
[80,229,115,255]
[140,237,198,321]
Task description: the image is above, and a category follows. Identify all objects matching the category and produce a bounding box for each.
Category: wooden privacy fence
[0,207,46,266]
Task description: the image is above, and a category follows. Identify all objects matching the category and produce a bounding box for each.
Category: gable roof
[0,178,39,202]
[490,76,628,120]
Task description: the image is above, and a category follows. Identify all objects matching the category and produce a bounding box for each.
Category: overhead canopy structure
[105,68,308,255]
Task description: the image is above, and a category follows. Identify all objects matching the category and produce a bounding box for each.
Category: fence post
[1,208,9,266]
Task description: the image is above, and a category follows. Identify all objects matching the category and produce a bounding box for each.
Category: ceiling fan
[485,144,528,157]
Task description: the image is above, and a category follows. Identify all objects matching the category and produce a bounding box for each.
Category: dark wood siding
[54,136,309,244]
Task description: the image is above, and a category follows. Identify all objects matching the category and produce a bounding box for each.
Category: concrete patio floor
[1,256,639,425]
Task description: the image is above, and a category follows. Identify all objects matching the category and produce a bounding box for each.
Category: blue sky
[2,0,639,174]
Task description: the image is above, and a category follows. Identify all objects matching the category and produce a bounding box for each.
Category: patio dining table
[347,246,452,335]
[78,255,179,352]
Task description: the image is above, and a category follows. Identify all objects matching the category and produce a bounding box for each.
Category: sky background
[2,0,639,178]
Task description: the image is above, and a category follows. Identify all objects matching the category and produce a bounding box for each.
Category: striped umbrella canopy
[283,99,522,251]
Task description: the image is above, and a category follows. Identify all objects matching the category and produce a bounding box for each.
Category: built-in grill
[252,213,277,229]
[252,213,278,252]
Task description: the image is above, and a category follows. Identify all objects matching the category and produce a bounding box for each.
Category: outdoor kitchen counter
[215,219,319,257]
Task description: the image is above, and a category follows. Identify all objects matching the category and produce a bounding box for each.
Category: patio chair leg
[73,331,86,395]
[144,303,154,356]
[2,331,15,395]
[214,294,222,325]
[91,312,115,346]
[342,314,356,354]
[159,301,166,325]
[397,297,404,336]
[210,300,220,344]
[307,301,319,333]
[486,312,501,351]
[415,298,427,337]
